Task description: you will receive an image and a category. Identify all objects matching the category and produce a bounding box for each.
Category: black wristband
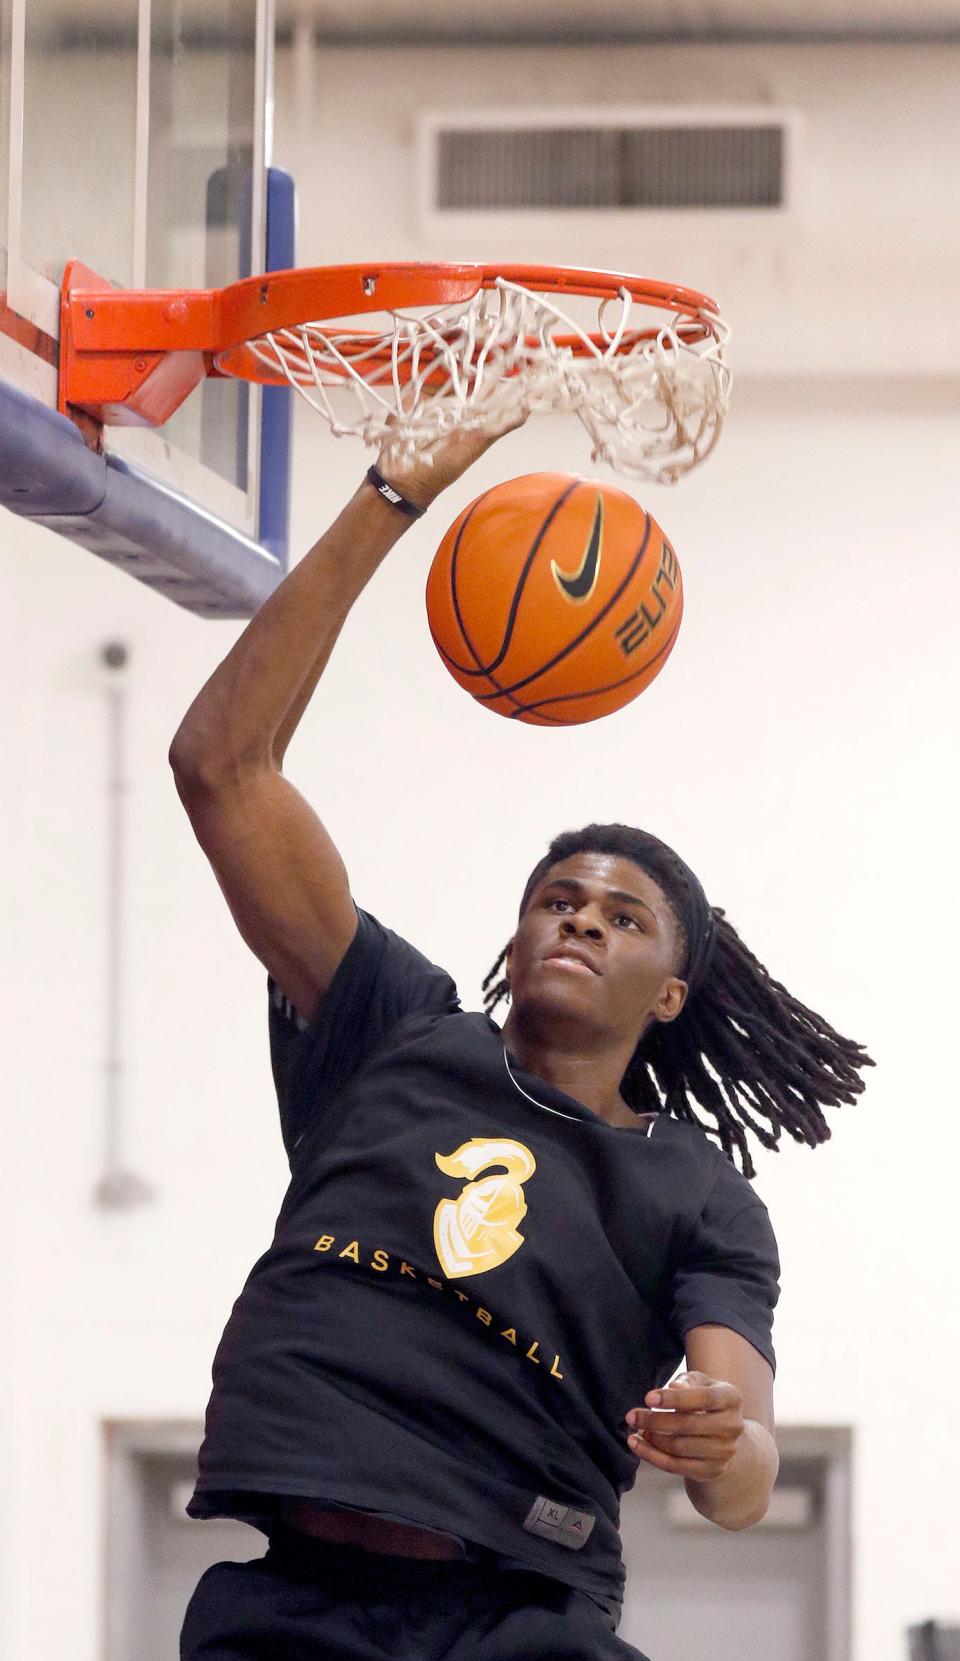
[365,464,426,519]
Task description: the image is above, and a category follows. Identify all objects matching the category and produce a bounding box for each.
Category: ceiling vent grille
[433,117,786,211]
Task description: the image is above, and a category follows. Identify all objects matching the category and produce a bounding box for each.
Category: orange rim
[214,263,722,385]
[61,259,724,421]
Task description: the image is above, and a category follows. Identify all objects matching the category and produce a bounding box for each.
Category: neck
[499,1007,641,1129]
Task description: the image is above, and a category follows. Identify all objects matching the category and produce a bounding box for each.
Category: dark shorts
[180,1529,651,1661]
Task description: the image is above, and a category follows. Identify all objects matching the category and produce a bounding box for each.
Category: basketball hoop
[61,261,731,484]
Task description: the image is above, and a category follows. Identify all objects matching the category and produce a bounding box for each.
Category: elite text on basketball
[614,540,679,658]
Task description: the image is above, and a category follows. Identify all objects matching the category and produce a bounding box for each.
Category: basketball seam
[505,601,683,720]
[479,478,583,672]
[475,513,655,703]
[444,477,584,681]
[444,489,524,712]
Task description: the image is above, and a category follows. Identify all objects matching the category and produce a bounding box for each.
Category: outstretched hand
[624,1371,746,1483]
[375,404,529,512]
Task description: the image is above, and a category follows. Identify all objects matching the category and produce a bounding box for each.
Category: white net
[243,276,731,485]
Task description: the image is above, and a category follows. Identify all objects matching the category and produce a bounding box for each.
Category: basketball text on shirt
[313,1228,565,1384]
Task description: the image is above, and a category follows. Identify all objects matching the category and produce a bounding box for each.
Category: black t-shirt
[189,907,780,1621]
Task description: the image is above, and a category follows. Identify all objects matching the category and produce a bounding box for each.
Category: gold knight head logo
[433,1138,537,1280]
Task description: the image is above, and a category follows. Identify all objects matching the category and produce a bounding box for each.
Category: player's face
[506,852,688,1045]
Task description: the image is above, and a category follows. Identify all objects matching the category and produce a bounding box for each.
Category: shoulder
[268,906,462,1159]
[655,1117,757,1188]
[654,1118,776,1237]
[300,906,461,1014]
[650,1114,741,1186]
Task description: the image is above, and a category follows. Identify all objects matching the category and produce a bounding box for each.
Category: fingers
[627,1406,744,1439]
[480,402,531,440]
[642,1434,735,1462]
[423,409,528,468]
[625,1372,743,1480]
[628,1436,733,1482]
[643,1379,740,1414]
[377,405,530,488]
[627,1418,741,1474]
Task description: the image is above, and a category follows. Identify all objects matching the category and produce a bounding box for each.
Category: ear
[653,976,687,1025]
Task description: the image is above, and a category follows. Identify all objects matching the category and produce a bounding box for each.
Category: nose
[561,910,605,941]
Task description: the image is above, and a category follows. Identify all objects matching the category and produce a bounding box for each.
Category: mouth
[543,950,601,976]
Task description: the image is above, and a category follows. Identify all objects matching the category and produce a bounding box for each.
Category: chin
[513,982,596,1024]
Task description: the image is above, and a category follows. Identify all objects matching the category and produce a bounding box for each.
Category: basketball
[425,472,683,726]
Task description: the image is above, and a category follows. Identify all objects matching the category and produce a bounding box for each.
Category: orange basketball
[425,472,683,726]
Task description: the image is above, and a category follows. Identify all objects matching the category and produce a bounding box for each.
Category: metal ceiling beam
[281,20,960,46]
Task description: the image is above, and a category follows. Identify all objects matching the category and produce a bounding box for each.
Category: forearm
[170,479,408,775]
[684,1420,779,1530]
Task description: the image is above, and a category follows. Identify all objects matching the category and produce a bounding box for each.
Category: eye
[616,913,644,930]
[548,897,573,912]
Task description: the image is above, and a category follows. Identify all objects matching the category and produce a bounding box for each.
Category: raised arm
[169,423,523,1023]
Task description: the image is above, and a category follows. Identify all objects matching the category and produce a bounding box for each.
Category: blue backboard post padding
[0,380,284,616]
[0,379,107,515]
[259,167,296,570]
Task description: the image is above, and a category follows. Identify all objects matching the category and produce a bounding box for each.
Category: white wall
[283,40,960,377]
[2,37,958,1661]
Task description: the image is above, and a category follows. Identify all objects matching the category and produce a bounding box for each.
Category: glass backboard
[0,0,291,616]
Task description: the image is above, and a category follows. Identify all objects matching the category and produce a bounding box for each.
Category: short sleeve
[268,905,460,1160]
[669,1163,781,1375]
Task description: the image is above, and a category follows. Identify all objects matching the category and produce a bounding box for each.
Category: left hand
[624,1371,746,1482]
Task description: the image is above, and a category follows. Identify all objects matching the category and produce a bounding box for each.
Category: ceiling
[43,0,960,46]
[280,0,960,42]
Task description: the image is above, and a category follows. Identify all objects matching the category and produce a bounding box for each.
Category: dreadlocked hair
[482,823,874,1180]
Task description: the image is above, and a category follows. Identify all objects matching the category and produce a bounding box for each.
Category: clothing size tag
[523,1496,596,1550]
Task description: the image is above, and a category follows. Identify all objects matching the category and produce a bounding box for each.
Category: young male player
[170,420,870,1660]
